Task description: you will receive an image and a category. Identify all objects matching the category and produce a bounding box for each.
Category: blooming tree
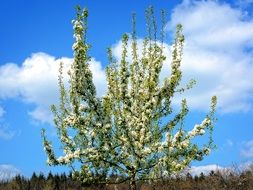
[42,6,217,190]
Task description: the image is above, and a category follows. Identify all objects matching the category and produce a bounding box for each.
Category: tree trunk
[129,169,137,190]
[130,179,137,190]
[113,184,119,190]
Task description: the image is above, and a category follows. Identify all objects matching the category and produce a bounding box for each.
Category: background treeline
[1,167,253,190]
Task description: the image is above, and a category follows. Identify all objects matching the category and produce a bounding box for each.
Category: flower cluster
[188,118,211,138]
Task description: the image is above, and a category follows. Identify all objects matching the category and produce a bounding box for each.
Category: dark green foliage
[0,168,253,190]
[0,172,82,190]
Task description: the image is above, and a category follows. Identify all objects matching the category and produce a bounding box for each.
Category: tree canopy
[42,6,217,190]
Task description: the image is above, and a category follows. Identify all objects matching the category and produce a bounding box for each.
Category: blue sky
[0,0,253,178]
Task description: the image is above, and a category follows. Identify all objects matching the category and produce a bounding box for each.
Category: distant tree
[186,172,193,181]
[30,172,46,190]
[199,172,205,181]
[42,6,217,190]
[60,173,67,190]
[38,172,45,181]
[54,174,60,190]
[10,175,29,190]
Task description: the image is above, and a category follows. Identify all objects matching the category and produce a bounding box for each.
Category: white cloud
[241,140,253,158]
[0,52,106,124]
[165,0,253,113]
[0,164,20,181]
[89,58,107,96]
[189,162,253,176]
[189,164,223,176]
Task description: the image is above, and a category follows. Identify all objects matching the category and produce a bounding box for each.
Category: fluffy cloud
[190,162,253,176]
[189,164,223,176]
[0,164,20,181]
[167,0,253,112]
[0,53,106,124]
[241,140,253,158]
